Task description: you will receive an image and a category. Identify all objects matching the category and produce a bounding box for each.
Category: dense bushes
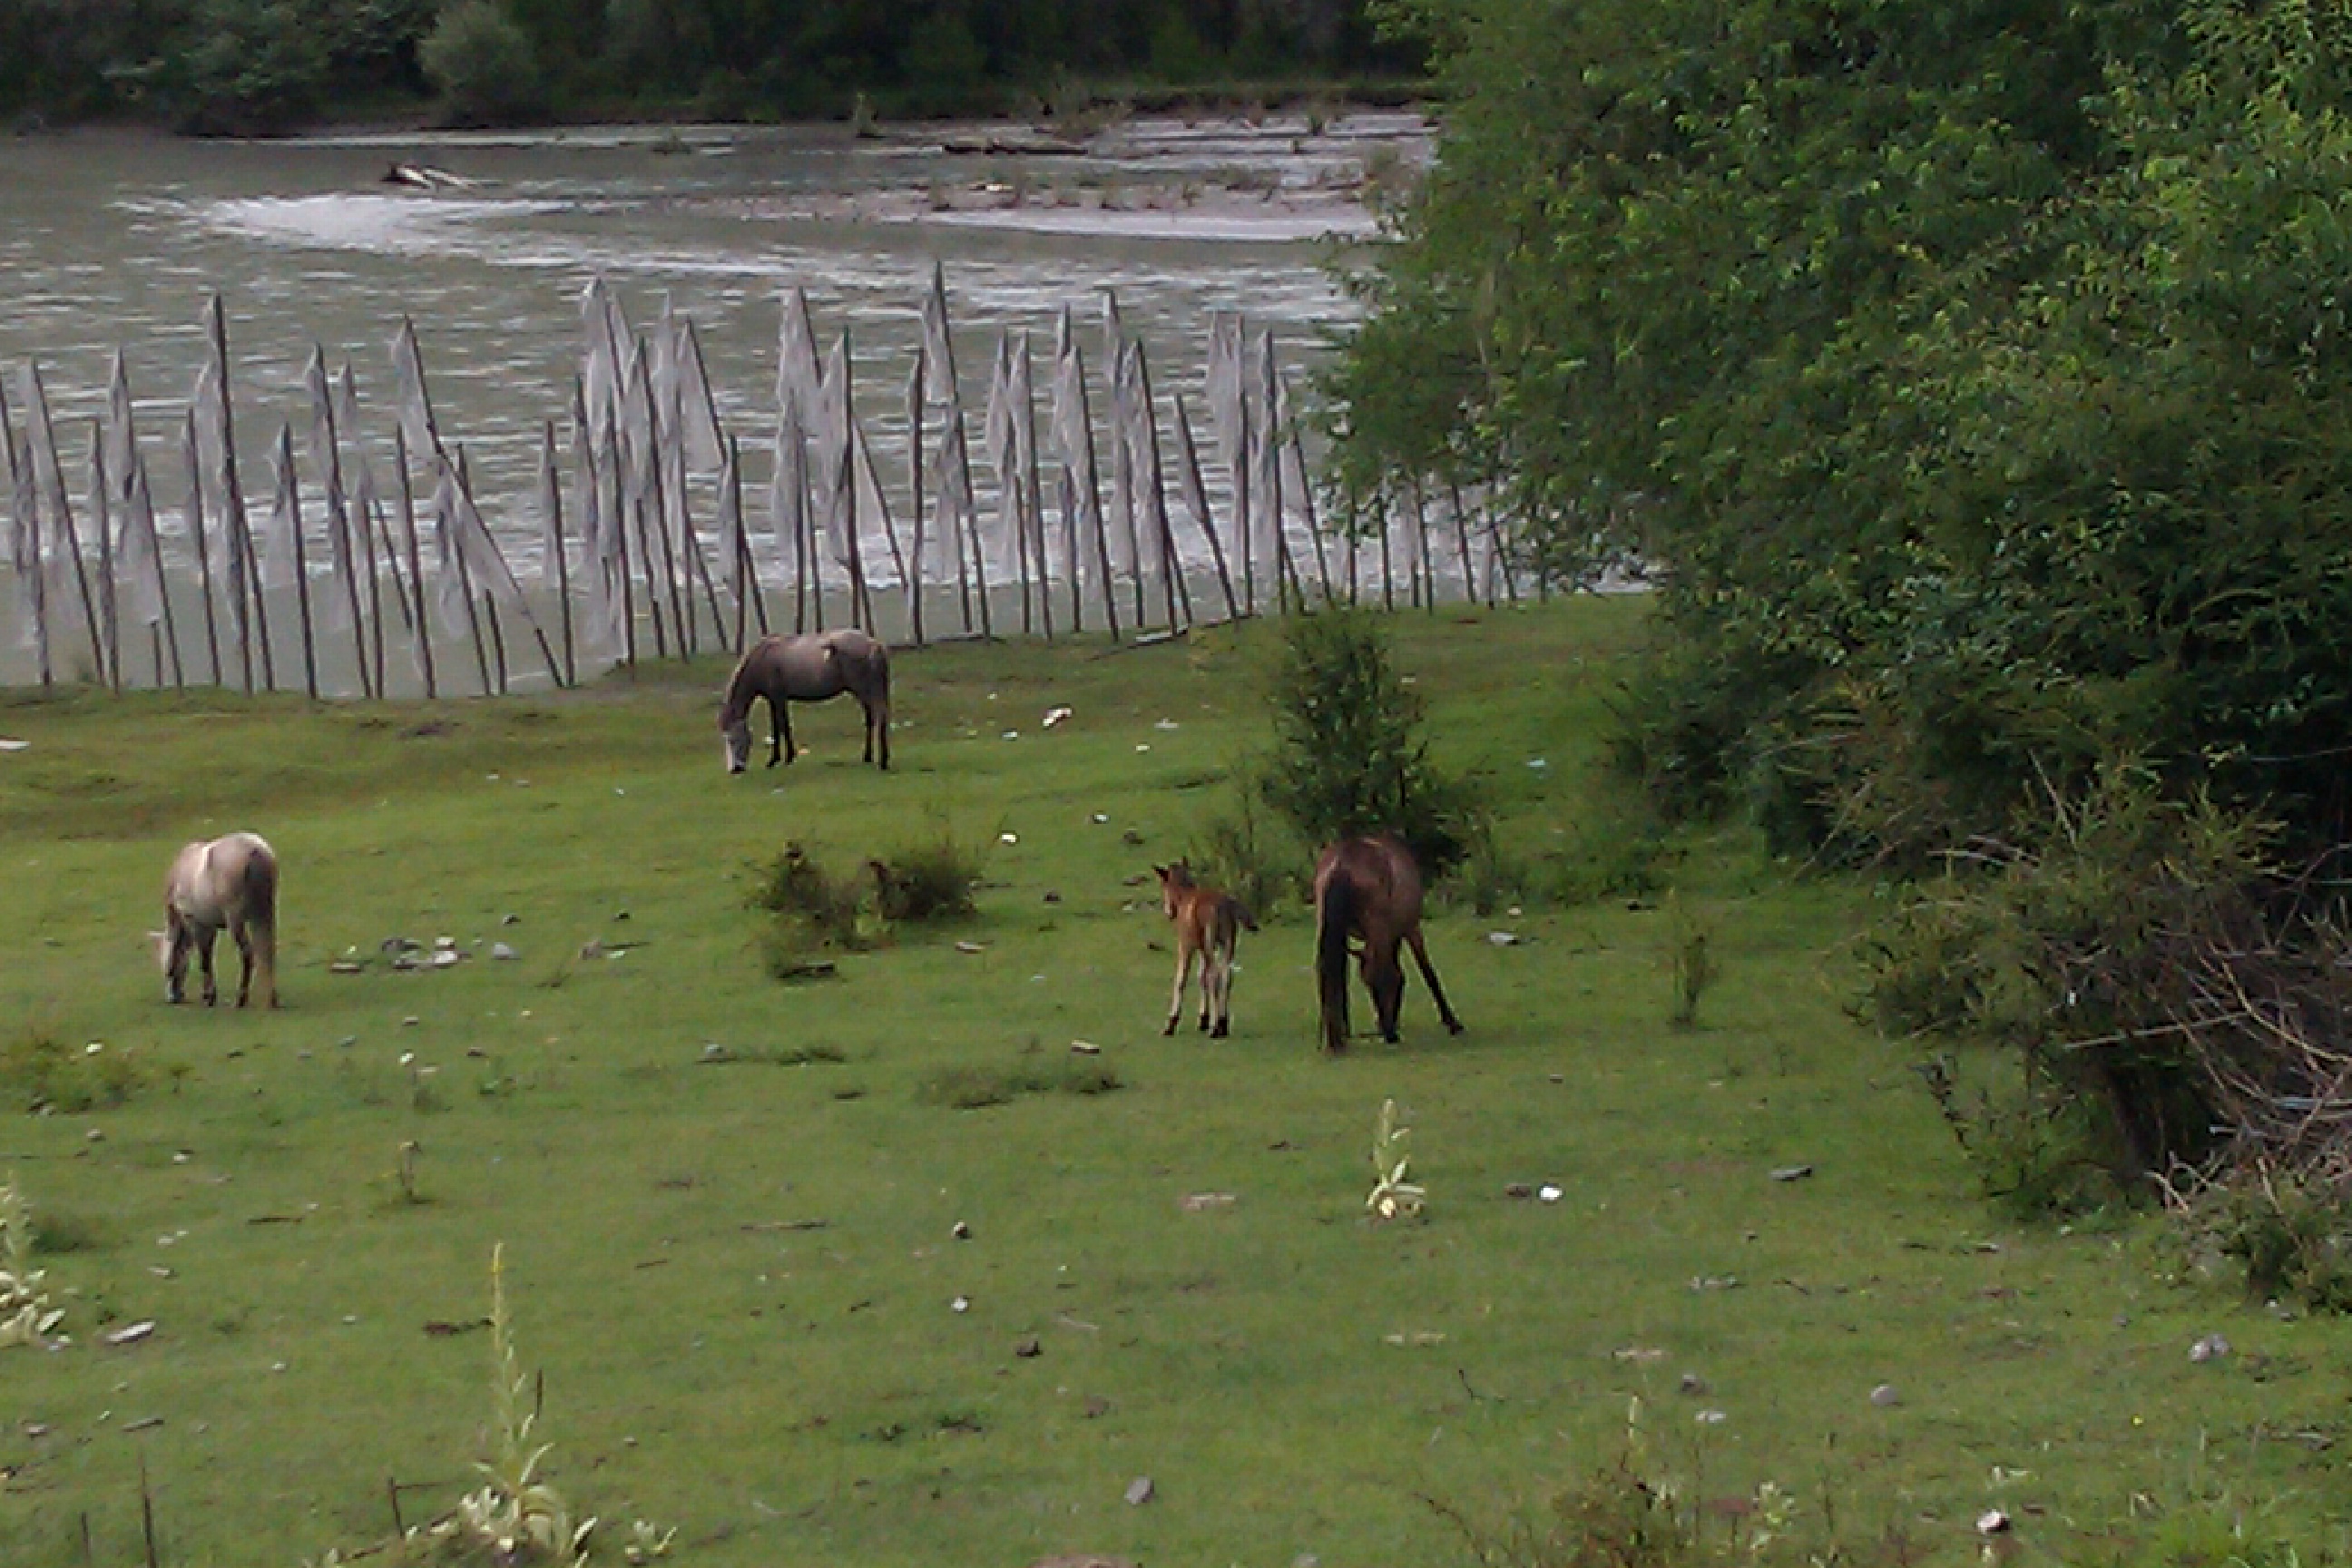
[1336,0,2352,857]
[1334,0,2352,1276]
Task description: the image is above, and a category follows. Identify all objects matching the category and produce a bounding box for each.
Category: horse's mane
[719,643,763,728]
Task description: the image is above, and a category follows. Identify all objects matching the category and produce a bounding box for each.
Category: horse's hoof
[1211,1022,1229,1039]
[1161,1021,1177,1036]
[1447,1020,1465,1035]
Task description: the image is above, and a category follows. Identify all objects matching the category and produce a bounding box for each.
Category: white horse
[154,832,279,1009]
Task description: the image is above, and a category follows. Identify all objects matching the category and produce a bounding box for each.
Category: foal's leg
[1165,939,1196,1035]
[1407,927,1466,1034]
[860,696,876,765]
[1207,941,1232,1037]
[766,697,786,768]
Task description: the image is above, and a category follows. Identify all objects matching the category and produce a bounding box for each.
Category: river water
[0,113,1428,691]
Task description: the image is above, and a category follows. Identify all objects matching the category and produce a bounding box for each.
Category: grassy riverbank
[0,601,2340,1567]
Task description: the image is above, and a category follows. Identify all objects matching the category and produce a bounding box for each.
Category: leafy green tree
[180,0,330,133]
[420,0,547,122]
[1260,608,1482,877]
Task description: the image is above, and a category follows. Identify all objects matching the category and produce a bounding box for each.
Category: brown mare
[720,629,892,773]
[154,831,279,1009]
[1313,835,1463,1054]
[1155,861,1257,1037]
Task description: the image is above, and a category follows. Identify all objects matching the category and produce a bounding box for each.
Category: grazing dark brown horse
[720,629,891,773]
[1313,835,1463,1054]
[1156,861,1257,1038]
[153,831,279,1009]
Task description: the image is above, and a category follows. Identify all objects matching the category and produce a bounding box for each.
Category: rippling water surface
[0,116,1422,686]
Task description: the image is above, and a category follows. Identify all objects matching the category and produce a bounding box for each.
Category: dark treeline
[0,0,1423,133]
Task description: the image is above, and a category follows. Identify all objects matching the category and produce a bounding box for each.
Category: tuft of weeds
[1367,1098,1426,1221]
[750,841,877,956]
[919,1058,1125,1109]
[0,1024,145,1114]
[1665,891,1715,1030]
[1916,1054,2129,1223]
[387,1140,430,1207]
[30,1204,108,1254]
[868,824,985,925]
[0,1173,65,1348]
[2164,1159,2352,1312]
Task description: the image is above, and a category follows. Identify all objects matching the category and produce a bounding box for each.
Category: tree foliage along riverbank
[1331,0,2352,1208]
[0,0,1426,133]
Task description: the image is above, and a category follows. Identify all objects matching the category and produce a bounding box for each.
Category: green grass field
[0,601,2342,1567]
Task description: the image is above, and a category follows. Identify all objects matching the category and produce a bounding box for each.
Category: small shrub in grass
[2166,1161,2352,1313]
[1260,607,1485,880]
[1916,1054,2129,1222]
[750,841,877,960]
[1664,891,1716,1029]
[919,1059,1123,1109]
[868,826,984,924]
[30,1205,108,1254]
[0,1025,144,1114]
[1,1174,65,1348]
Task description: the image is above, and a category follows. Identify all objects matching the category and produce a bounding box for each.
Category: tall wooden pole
[392,425,437,700]
[276,425,320,700]
[88,425,121,692]
[543,422,576,686]
[179,412,222,686]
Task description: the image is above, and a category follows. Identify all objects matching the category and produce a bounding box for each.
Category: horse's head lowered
[721,707,753,773]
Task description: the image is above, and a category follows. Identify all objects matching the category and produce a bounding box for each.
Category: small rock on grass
[2190,1332,2230,1363]
[1869,1382,1900,1406]
[1123,1476,1155,1506]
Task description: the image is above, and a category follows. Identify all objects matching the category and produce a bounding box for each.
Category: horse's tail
[243,843,279,1007]
[1316,871,1354,1054]
[1233,897,1259,934]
